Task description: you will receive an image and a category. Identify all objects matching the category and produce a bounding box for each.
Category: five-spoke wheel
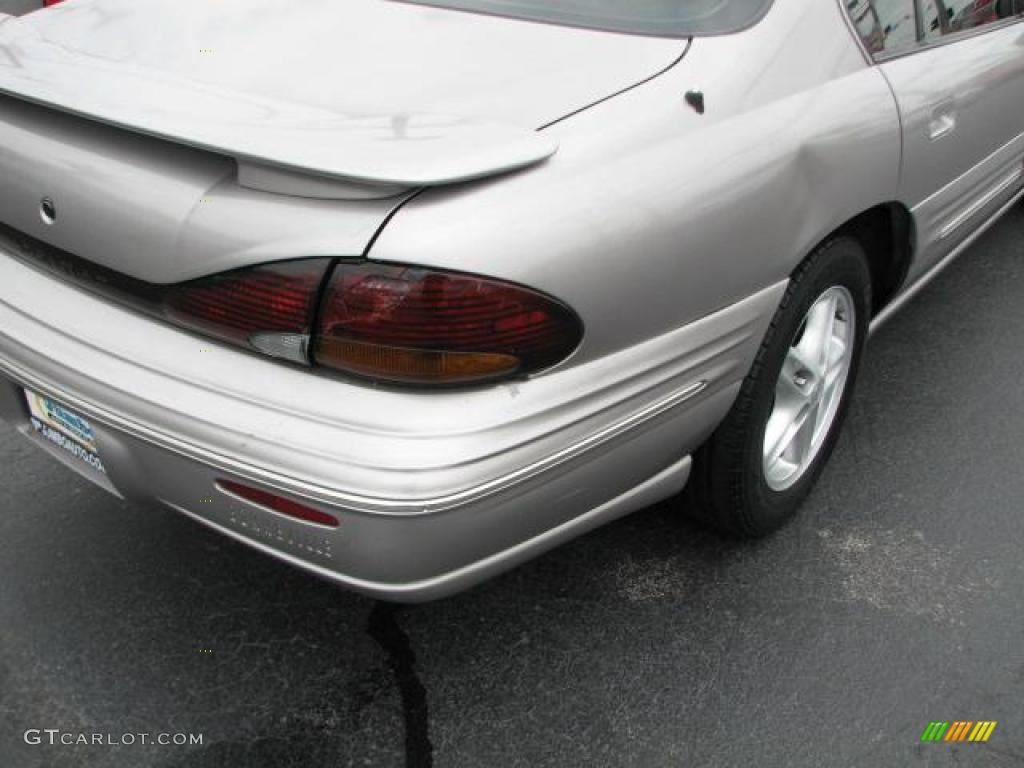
[689,238,870,537]
[763,286,855,491]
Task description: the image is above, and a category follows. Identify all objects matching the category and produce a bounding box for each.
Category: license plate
[24,389,107,476]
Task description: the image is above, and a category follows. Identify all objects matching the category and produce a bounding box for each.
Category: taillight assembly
[163,259,332,365]
[313,264,582,385]
[160,260,582,387]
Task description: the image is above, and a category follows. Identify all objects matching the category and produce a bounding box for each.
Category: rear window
[393,0,774,37]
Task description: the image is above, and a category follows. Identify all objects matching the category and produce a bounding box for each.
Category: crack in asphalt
[368,602,433,768]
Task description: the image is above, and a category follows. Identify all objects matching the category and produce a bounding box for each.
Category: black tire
[688,237,872,537]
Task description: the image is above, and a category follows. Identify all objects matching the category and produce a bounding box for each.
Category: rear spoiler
[0,18,557,192]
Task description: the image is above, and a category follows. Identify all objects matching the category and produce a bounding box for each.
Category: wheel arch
[829,202,915,316]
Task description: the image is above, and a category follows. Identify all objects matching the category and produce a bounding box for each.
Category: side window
[919,0,945,37]
[921,0,1020,40]
[848,0,918,54]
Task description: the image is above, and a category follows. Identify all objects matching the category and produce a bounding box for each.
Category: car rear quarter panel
[369,0,902,364]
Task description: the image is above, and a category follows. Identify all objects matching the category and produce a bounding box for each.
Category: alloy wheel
[762,286,856,492]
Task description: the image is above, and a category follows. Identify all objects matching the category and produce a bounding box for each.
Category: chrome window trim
[874,14,1024,62]
[836,0,876,63]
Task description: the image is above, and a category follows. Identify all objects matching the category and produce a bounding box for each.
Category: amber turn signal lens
[157,258,581,385]
[316,338,520,384]
[313,263,582,386]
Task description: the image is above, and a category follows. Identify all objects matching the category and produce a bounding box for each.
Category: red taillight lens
[312,264,582,385]
[218,480,339,528]
[158,258,581,386]
[44,0,65,6]
[162,259,332,364]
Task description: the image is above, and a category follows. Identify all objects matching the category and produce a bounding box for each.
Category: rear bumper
[0,249,785,600]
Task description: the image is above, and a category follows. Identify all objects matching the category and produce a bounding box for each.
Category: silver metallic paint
[371,0,900,364]
[0,246,785,513]
[871,187,1024,332]
[0,96,413,283]
[0,0,686,186]
[0,248,780,597]
[0,0,1021,597]
[878,24,1024,283]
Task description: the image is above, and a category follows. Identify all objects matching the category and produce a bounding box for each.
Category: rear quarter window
[847,0,918,54]
[393,0,775,37]
[847,0,1024,57]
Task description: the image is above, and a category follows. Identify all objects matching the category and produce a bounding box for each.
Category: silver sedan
[0,0,1021,600]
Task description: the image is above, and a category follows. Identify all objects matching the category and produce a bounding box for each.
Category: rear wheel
[689,237,871,537]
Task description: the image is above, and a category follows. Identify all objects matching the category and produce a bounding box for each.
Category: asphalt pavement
[2,206,1023,768]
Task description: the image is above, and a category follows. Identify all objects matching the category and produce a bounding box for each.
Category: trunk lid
[0,0,685,186]
[0,0,685,282]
